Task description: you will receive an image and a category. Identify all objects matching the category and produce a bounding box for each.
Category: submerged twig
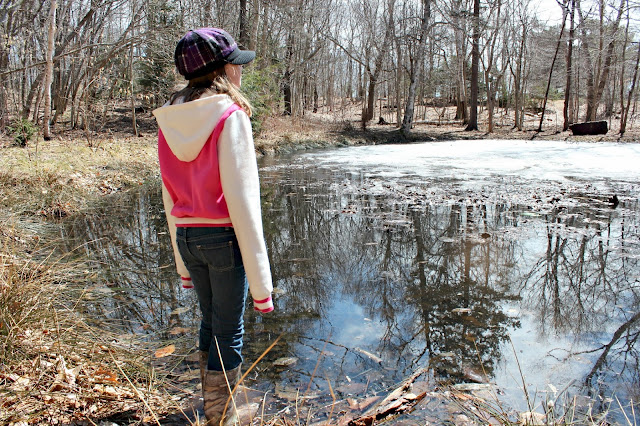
[304,332,330,399]
[510,336,534,414]
[326,374,336,425]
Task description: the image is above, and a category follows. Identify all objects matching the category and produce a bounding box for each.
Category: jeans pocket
[196,241,235,271]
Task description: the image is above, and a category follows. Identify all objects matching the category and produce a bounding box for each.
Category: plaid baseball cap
[174,28,255,80]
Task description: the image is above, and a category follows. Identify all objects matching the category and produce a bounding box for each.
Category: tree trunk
[283,32,294,116]
[401,0,431,135]
[511,20,527,131]
[22,73,44,120]
[238,0,249,48]
[130,2,138,137]
[43,0,57,141]
[313,85,318,113]
[563,0,575,131]
[453,0,468,123]
[327,57,334,111]
[487,89,497,132]
[538,5,567,132]
[465,0,480,131]
[395,42,402,126]
[248,0,260,51]
[364,72,376,122]
[283,70,292,116]
[620,30,640,134]
[484,0,503,134]
[0,35,9,130]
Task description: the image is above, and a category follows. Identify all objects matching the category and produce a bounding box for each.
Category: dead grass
[0,136,184,425]
[0,135,158,219]
[0,230,166,424]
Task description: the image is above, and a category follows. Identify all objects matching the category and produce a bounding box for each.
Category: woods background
[1,0,640,142]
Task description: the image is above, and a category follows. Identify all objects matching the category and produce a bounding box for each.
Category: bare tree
[361,0,395,125]
[563,0,576,130]
[466,0,480,130]
[239,0,249,47]
[400,0,432,135]
[578,0,625,121]
[43,0,57,140]
[326,0,394,126]
[507,0,532,130]
[538,0,568,132]
[445,0,471,123]
[130,0,138,137]
[484,0,507,133]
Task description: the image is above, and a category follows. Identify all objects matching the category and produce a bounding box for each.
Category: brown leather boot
[203,364,241,425]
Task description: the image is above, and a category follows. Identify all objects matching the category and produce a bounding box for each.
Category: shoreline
[254,120,640,159]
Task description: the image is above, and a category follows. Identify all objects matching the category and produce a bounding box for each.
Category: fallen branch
[347,368,427,425]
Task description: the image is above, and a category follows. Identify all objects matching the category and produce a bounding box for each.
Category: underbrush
[0,137,158,217]
[441,340,639,426]
[444,382,639,425]
[0,138,175,424]
[0,228,178,424]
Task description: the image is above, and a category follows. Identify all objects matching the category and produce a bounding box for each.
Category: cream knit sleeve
[218,110,274,313]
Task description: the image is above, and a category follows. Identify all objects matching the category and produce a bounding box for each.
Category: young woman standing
[153,28,273,425]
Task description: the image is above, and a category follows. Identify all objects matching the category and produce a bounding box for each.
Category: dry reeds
[0,137,174,424]
[0,230,172,424]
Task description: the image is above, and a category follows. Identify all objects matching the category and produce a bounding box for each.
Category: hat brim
[226,48,255,65]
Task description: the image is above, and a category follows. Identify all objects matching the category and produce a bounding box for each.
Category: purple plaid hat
[174,28,255,80]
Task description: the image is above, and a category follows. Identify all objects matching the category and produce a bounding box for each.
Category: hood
[152,94,235,162]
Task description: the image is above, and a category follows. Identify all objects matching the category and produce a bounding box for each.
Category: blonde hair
[169,68,253,117]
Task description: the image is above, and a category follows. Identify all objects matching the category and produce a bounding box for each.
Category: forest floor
[253,99,640,154]
[1,101,638,425]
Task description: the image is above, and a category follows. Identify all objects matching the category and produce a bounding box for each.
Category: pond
[61,139,640,424]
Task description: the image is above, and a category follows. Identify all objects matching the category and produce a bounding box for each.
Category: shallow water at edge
[59,140,640,423]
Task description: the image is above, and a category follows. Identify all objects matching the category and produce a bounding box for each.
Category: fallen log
[569,120,608,135]
[348,368,428,425]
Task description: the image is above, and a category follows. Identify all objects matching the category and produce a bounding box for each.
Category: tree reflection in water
[59,185,198,341]
[519,195,640,405]
[58,158,639,418]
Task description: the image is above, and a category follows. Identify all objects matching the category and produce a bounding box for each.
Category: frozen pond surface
[63,140,640,423]
[303,139,640,183]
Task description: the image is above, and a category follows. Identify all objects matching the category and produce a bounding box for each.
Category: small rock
[273,356,298,367]
[452,383,493,392]
[519,411,546,425]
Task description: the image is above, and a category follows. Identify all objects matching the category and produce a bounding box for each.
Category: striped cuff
[253,296,273,313]
[181,277,193,289]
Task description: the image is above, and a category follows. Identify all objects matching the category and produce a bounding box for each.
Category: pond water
[61,140,640,423]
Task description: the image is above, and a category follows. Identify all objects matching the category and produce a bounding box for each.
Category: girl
[153,28,273,425]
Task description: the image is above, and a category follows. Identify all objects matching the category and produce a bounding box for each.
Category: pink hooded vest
[158,104,241,224]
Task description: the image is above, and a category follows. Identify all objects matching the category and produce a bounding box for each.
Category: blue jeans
[175,227,248,371]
